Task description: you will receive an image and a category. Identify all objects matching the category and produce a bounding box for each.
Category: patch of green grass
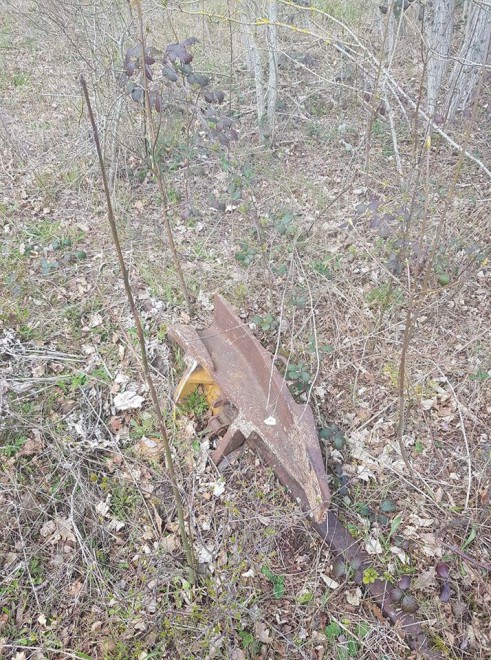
[365,282,404,310]
[0,435,27,457]
[130,412,157,440]
[139,264,183,305]
[178,389,209,417]
[111,484,138,520]
[24,218,62,244]
[12,72,29,87]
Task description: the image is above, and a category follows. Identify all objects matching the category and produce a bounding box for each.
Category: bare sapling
[80,74,197,584]
[134,0,193,315]
[395,41,489,481]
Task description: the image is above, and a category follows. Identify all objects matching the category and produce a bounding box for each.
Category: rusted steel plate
[169,294,331,523]
[168,294,441,658]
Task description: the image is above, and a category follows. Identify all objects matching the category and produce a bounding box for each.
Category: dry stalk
[80,75,197,584]
[134,0,193,315]
[395,42,488,478]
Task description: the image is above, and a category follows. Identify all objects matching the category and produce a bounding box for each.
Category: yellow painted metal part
[175,366,222,416]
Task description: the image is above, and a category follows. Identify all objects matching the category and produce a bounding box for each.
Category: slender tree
[445,0,491,119]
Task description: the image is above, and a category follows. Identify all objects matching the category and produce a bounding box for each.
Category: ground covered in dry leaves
[1,2,490,659]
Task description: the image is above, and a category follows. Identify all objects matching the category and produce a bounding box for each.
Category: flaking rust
[168,294,442,658]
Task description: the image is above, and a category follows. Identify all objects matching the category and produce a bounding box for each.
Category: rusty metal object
[168,294,441,658]
[169,294,330,524]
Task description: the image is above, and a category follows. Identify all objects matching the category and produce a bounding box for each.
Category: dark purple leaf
[350,556,362,571]
[370,214,381,229]
[214,90,225,104]
[401,594,419,614]
[165,42,192,64]
[332,559,347,579]
[394,535,409,550]
[217,131,230,146]
[166,46,178,63]
[125,61,136,76]
[203,90,214,103]
[177,45,193,64]
[355,203,367,215]
[435,562,450,580]
[380,498,397,513]
[398,575,411,590]
[154,94,162,113]
[145,55,156,65]
[439,581,451,603]
[144,63,153,80]
[230,128,239,141]
[187,72,209,87]
[378,220,392,239]
[390,587,403,602]
[131,87,143,103]
[183,36,199,46]
[163,65,178,82]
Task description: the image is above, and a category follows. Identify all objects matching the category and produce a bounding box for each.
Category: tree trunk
[424,0,455,117]
[240,5,266,135]
[266,0,278,141]
[445,0,491,119]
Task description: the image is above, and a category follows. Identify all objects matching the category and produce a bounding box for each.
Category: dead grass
[1,1,490,658]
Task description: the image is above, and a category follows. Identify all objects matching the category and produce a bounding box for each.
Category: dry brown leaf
[254,621,272,644]
[136,436,164,460]
[18,430,44,456]
[413,567,437,590]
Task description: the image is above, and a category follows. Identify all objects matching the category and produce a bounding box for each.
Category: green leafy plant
[286,361,312,393]
[0,435,27,457]
[179,389,209,417]
[274,210,295,235]
[261,565,285,599]
[324,619,371,659]
[235,241,257,267]
[469,368,489,382]
[362,567,379,585]
[308,335,334,354]
[313,253,342,278]
[319,423,345,450]
[252,313,278,332]
[56,371,87,394]
[290,288,308,309]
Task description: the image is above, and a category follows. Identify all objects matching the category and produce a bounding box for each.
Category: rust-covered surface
[168,294,441,658]
[169,294,331,524]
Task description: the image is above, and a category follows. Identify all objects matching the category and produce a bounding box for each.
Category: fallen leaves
[18,429,44,456]
[136,436,164,460]
[40,516,76,550]
[113,390,145,411]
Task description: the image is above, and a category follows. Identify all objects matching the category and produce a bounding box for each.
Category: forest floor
[1,2,490,659]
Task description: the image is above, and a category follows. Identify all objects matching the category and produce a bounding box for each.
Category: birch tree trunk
[266,0,278,141]
[240,3,266,136]
[445,0,491,119]
[424,0,455,117]
[240,0,279,143]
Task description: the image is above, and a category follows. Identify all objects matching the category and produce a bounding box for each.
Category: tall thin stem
[80,75,196,584]
[135,1,193,315]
